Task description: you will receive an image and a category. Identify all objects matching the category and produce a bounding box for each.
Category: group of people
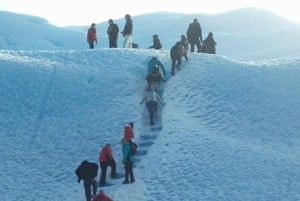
[87,14,133,49]
[75,122,136,201]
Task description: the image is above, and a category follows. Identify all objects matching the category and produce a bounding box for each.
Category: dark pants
[109,37,118,48]
[190,40,201,53]
[83,178,97,201]
[146,101,158,125]
[99,159,117,185]
[89,41,95,49]
[171,55,182,75]
[124,161,134,183]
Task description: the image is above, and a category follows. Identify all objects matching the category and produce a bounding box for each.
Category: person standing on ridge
[98,144,117,187]
[107,19,119,48]
[75,160,98,201]
[121,14,133,48]
[87,23,97,49]
[186,19,202,53]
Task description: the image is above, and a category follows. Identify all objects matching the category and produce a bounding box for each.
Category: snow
[1,10,300,201]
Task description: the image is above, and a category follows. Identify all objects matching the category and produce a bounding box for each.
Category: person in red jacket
[123,125,134,141]
[98,144,117,186]
[87,23,97,49]
[92,190,113,201]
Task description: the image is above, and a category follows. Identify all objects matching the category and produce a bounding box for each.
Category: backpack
[129,141,138,156]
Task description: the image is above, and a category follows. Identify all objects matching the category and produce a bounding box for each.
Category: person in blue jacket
[147,57,166,76]
[121,138,135,184]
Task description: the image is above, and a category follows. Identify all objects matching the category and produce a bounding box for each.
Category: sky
[1,11,300,201]
[1,0,300,26]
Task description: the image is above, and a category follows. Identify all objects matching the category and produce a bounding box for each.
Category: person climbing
[186,18,203,53]
[75,160,98,201]
[87,23,97,49]
[92,189,113,201]
[121,138,135,184]
[107,19,119,48]
[201,32,217,54]
[146,65,165,91]
[147,57,166,76]
[180,34,189,61]
[140,86,166,126]
[148,34,162,50]
[170,41,184,76]
[98,144,117,187]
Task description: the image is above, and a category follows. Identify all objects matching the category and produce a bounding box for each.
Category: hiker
[121,14,133,48]
[148,34,162,50]
[107,19,119,48]
[92,189,113,201]
[186,19,202,53]
[123,124,134,142]
[121,138,135,184]
[201,32,217,54]
[180,34,189,61]
[147,57,166,76]
[75,160,98,201]
[140,86,166,126]
[170,41,184,76]
[146,65,165,91]
[98,144,117,187]
[87,23,97,49]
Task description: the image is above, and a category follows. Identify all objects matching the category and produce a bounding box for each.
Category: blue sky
[0,10,300,201]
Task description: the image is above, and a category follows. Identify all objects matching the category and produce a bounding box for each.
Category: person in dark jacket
[87,23,97,49]
[146,65,165,91]
[75,160,98,201]
[148,34,162,50]
[170,41,184,76]
[98,144,117,186]
[107,19,119,48]
[201,32,217,54]
[92,189,113,201]
[121,14,133,48]
[186,19,202,53]
[121,138,135,184]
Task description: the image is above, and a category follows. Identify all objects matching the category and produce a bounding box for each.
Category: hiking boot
[130,179,135,183]
[122,181,129,184]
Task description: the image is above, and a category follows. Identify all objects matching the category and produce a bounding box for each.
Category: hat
[108,19,113,23]
[193,19,198,22]
[129,122,134,128]
[91,23,96,26]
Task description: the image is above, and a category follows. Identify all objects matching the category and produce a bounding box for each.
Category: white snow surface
[1,9,300,201]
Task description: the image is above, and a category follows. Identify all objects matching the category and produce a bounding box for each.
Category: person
[75,160,98,201]
[180,34,189,61]
[87,23,97,49]
[147,57,166,76]
[140,87,166,125]
[92,190,113,201]
[121,138,135,184]
[98,144,117,186]
[186,19,202,53]
[107,19,119,48]
[201,32,217,54]
[123,124,134,142]
[146,65,165,91]
[148,34,162,50]
[121,14,133,48]
[170,41,184,76]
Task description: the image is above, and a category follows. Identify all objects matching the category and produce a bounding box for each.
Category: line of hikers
[75,123,137,201]
[87,16,216,55]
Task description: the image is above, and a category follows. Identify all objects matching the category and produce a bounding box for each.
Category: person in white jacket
[140,87,166,125]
